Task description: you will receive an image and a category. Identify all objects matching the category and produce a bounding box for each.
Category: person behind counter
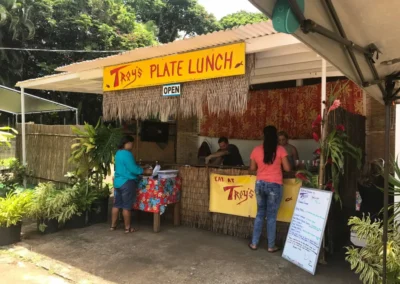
[249,126,291,253]
[278,131,299,169]
[111,135,143,234]
[205,137,244,166]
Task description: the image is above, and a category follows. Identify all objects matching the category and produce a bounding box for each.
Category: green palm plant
[69,119,122,177]
[346,215,400,284]
[345,159,400,284]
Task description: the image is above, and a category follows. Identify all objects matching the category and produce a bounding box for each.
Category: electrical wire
[0,47,127,53]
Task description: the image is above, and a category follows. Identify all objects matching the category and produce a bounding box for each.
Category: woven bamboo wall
[16,124,78,183]
[179,166,289,245]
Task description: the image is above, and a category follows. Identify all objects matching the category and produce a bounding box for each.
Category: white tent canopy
[0,85,77,115]
[0,85,78,168]
[249,0,400,103]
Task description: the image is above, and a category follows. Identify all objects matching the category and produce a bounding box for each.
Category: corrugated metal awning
[15,21,342,94]
[55,21,278,73]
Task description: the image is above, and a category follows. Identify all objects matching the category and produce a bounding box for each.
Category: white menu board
[282,187,332,275]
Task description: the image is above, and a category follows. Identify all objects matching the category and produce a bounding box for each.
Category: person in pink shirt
[248,125,291,253]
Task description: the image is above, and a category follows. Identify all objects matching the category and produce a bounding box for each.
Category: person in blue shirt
[111,135,143,233]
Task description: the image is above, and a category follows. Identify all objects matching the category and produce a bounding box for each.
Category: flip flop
[248,243,258,250]
[268,247,281,253]
[125,227,137,234]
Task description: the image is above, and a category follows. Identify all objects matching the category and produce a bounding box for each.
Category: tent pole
[320,58,327,264]
[383,102,390,283]
[21,87,27,188]
[75,110,79,125]
[321,59,327,115]
[21,87,26,167]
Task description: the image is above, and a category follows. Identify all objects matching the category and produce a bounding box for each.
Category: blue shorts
[113,180,137,210]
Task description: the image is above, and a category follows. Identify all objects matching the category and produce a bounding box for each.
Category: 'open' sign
[162,84,181,97]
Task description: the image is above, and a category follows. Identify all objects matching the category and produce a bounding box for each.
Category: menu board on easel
[282,187,332,275]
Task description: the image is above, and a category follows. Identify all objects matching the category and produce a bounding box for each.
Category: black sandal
[125,227,137,234]
[267,247,281,253]
[248,243,257,250]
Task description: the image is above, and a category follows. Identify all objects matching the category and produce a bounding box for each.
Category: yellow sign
[103,43,246,91]
[209,174,301,223]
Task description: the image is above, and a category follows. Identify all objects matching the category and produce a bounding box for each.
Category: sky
[198,0,260,19]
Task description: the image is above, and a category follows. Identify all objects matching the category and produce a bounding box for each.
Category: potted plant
[64,179,97,229]
[68,121,122,225]
[89,176,111,224]
[0,191,33,245]
[31,183,78,234]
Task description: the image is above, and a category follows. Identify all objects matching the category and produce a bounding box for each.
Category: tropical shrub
[30,183,78,232]
[69,120,122,177]
[296,85,362,203]
[346,159,400,283]
[0,126,17,147]
[0,191,33,227]
[346,215,400,284]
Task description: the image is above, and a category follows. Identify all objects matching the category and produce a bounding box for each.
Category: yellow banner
[103,43,246,91]
[209,174,301,222]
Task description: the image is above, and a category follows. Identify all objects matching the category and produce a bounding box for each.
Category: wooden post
[153,212,161,233]
[173,202,181,226]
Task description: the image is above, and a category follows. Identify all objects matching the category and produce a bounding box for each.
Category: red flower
[328,99,341,113]
[295,173,308,181]
[312,114,322,129]
[312,132,320,142]
[314,148,321,155]
[326,181,335,192]
[327,157,333,164]
[336,124,345,131]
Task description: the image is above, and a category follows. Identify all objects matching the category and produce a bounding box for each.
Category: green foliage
[30,182,78,231]
[69,178,98,212]
[0,159,29,192]
[325,128,362,202]
[0,157,16,168]
[130,0,221,43]
[295,170,318,188]
[387,157,400,223]
[219,10,267,29]
[31,180,99,231]
[296,82,362,203]
[345,215,400,284]
[0,190,33,227]
[0,0,36,40]
[0,126,17,147]
[69,120,122,177]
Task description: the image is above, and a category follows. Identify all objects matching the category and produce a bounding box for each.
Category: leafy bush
[30,183,78,232]
[346,215,400,284]
[0,157,16,168]
[69,120,122,177]
[346,159,400,284]
[0,191,33,227]
[0,159,30,192]
[0,126,17,147]
[70,179,98,213]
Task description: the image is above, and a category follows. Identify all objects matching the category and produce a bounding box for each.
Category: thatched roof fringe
[103,54,255,121]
